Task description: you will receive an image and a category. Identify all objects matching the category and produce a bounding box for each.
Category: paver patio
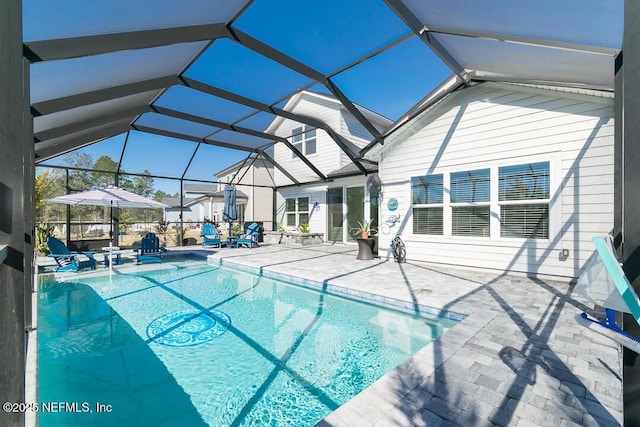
[34,243,624,426]
[206,243,623,427]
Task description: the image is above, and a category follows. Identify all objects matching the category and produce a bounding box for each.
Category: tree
[93,155,118,188]
[132,171,154,198]
[154,220,170,246]
[153,190,177,202]
[35,169,60,216]
[118,211,134,235]
[66,152,94,191]
[65,152,100,228]
[121,170,154,198]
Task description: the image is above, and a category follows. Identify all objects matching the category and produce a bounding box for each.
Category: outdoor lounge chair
[201,223,221,247]
[576,235,640,353]
[237,222,260,248]
[136,233,165,264]
[46,236,97,272]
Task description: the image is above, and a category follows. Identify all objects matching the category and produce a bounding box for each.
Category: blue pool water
[38,260,459,426]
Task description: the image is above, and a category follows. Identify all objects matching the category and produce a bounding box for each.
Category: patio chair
[136,233,165,264]
[237,222,260,248]
[576,235,640,353]
[201,223,221,248]
[46,237,97,272]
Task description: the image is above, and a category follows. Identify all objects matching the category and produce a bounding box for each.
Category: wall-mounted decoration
[387,198,398,211]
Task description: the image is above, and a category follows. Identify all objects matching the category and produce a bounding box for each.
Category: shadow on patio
[210,244,623,426]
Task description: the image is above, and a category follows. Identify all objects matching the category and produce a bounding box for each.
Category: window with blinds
[451,169,490,236]
[411,174,443,235]
[499,162,550,239]
[452,206,490,236]
[500,204,549,239]
[413,207,443,235]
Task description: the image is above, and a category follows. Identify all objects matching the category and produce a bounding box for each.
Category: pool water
[38,261,459,426]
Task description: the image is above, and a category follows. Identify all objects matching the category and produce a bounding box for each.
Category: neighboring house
[364,82,614,280]
[215,153,275,231]
[163,196,200,225]
[162,183,248,226]
[270,91,392,243]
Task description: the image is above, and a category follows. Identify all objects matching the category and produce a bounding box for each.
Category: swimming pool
[38,260,460,426]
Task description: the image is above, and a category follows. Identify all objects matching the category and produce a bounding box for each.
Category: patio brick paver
[206,243,624,427]
[36,242,624,426]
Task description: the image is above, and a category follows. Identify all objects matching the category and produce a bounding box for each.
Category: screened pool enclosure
[27,0,622,249]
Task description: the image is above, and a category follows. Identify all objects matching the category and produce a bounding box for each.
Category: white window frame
[285,196,310,227]
[410,174,444,236]
[497,161,551,240]
[409,156,556,242]
[449,168,491,237]
[291,126,317,158]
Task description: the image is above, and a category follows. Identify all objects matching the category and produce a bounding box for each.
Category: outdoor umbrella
[222,184,238,237]
[46,185,169,250]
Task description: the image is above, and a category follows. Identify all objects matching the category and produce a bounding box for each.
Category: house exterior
[215,153,275,231]
[163,196,201,226]
[364,82,614,280]
[270,91,392,243]
[162,183,248,227]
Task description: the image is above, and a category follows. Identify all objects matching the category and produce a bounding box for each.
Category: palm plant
[349,220,377,239]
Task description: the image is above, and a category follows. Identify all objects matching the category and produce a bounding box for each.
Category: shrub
[298,223,310,233]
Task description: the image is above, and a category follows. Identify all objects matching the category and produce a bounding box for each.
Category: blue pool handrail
[576,235,640,353]
[592,236,640,323]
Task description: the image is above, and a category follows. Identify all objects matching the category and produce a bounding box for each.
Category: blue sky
[36,0,452,193]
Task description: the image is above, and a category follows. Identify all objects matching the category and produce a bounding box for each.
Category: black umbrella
[222,184,238,237]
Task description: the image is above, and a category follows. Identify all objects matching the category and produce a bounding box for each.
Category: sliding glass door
[326,187,343,242]
[326,186,365,243]
[346,186,364,242]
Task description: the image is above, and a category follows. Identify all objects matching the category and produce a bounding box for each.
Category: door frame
[326,184,371,244]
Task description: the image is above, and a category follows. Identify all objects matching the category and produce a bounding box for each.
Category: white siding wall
[275,175,369,240]
[273,96,342,186]
[339,110,389,168]
[253,165,275,230]
[217,162,274,227]
[277,186,327,236]
[165,207,199,224]
[378,83,614,279]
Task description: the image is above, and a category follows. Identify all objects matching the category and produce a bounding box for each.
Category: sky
[32,0,454,194]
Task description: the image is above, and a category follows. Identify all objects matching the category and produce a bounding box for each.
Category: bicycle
[390,236,406,263]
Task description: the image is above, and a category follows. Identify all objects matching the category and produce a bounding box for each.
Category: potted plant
[349,220,376,239]
[298,223,310,234]
[231,223,243,237]
[35,223,55,255]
